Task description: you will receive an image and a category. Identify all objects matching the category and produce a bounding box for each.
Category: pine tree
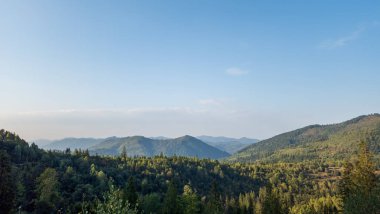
[338,162,354,199]
[96,185,138,214]
[262,184,282,214]
[162,181,179,214]
[35,168,62,213]
[182,184,200,214]
[204,180,222,214]
[142,193,161,214]
[0,150,15,213]
[354,141,377,194]
[124,176,138,208]
[339,140,380,213]
[121,145,127,161]
[5,132,12,140]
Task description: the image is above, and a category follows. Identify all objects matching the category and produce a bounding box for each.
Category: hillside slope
[196,136,259,154]
[42,138,105,150]
[89,135,230,159]
[229,114,380,163]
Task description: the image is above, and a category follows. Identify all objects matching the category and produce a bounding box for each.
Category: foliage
[182,184,201,214]
[338,140,380,213]
[230,114,380,164]
[0,128,379,213]
[89,135,229,159]
[95,185,138,214]
[0,149,15,214]
[36,168,62,213]
[162,181,180,214]
[124,176,138,207]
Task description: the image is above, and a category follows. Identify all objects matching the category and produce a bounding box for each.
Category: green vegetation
[338,141,380,213]
[229,114,380,164]
[1,115,379,213]
[89,135,230,159]
[35,168,62,213]
[93,184,138,214]
[42,138,104,151]
[0,150,15,213]
[43,135,254,158]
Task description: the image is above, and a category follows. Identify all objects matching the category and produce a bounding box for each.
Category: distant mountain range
[196,136,259,154]
[22,114,380,162]
[40,137,104,150]
[39,114,380,163]
[229,114,380,163]
[38,135,258,158]
[89,135,230,159]
[33,139,54,147]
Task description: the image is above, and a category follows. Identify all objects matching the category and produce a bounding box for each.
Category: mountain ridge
[41,137,105,150]
[89,135,230,159]
[229,114,380,163]
[41,135,257,156]
[196,136,259,154]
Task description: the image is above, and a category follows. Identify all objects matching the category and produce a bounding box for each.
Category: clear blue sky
[1,0,379,140]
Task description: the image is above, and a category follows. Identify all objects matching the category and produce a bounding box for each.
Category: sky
[0,0,379,141]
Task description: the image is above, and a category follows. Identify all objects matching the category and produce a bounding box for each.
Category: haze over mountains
[89,135,230,159]
[196,136,259,154]
[38,135,259,157]
[35,114,380,162]
[41,138,104,151]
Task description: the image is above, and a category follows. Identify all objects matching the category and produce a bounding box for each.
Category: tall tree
[204,180,222,214]
[36,168,62,213]
[96,185,138,214]
[124,176,138,208]
[182,184,200,214]
[261,184,282,214]
[121,145,127,161]
[142,193,161,214]
[162,181,179,214]
[0,150,15,213]
[339,140,379,213]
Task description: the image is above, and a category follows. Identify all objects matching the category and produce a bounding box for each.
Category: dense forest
[230,114,380,164]
[1,129,379,213]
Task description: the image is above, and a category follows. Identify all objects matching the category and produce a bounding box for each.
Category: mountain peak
[88,135,229,159]
[177,135,198,141]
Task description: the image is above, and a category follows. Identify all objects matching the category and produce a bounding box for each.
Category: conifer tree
[162,181,179,214]
[262,183,282,214]
[204,180,222,214]
[124,176,138,208]
[96,185,138,214]
[0,150,15,213]
[339,140,379,213]
[121,145,127,161]
[182,184,200,214]
[36,168,62,213]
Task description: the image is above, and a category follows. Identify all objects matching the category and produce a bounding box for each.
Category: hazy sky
[1,0,379,141]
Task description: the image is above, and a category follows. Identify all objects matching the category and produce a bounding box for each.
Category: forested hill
[42,137,104,150]
[41,135,254,157]
[1,129,379,213]
[0,129,260,213]
[229,114,380,163]
[89,135,230,159]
